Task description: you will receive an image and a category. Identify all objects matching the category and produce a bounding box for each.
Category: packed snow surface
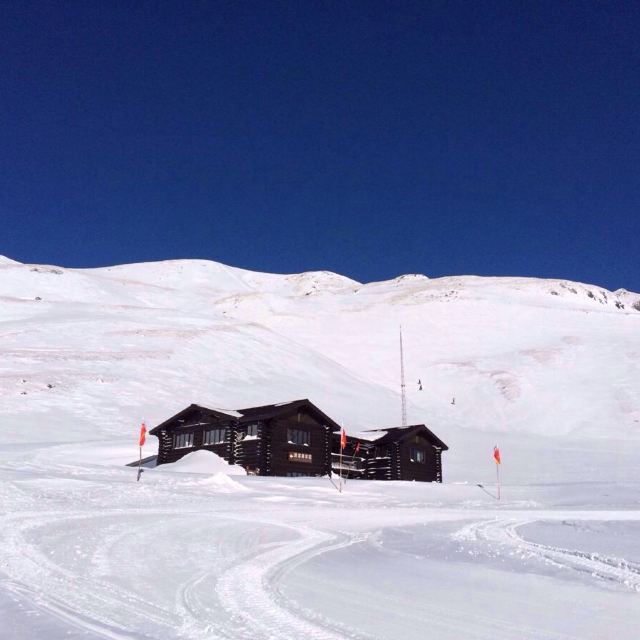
[1,255,639,639]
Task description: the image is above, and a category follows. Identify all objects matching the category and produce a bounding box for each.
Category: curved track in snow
[0,506,370,640]
[3,452,640,640]
[453,518,640,592]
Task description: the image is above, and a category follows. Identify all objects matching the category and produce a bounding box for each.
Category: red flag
[354,441,360,454]
[340,429,347,450]
[139,422,147,447]
[493,445,501,465]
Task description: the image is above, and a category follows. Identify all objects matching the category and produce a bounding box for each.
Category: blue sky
[1,1,638,290]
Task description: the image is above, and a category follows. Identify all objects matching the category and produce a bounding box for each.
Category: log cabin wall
[398,435,439,482]
[154,405,336,477]
[366,444,392,480]
[234,420,266,474]
[434,447,443,482]
[347,427,447,482]
[391,442,402,480]
[268,411,330,477]
[152,402,447,481]
[199,423,236,465]
[156,407,236,465]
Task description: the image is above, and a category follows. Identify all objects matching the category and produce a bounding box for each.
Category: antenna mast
[399,325,407,426]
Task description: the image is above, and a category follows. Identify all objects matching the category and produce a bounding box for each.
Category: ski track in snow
[453,518,640,593]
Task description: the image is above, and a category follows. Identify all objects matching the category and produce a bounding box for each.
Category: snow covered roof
[150,399,343,433]
[236,399,342,431]
[149,404,239,434]
[352,424,448,450]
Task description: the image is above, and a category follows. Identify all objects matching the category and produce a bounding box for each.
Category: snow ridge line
[453,519,640,592]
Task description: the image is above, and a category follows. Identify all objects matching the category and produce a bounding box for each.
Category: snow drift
[152,449,246,476]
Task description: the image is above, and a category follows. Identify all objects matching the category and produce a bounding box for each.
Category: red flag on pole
[354,441,360,454]
[139,422,147,447]
[493,445,501,465]
[340,429,347,450]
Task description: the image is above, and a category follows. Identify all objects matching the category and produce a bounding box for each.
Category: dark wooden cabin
[150,404,238,466]
[149,399,341,478]
[332,424,448,482]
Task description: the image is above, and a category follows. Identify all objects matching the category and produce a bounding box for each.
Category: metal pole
[400,325,407,427]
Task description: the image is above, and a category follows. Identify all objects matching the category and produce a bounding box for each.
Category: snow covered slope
[1,255,639,480]
[2,256,640,640]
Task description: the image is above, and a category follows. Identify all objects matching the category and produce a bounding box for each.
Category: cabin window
[287,427,310,446]
[174,432,194,449]
[410,446,425,464]
[238,422,260,440]
[203,428,225,445]
[288,451,312,463]
[246,422,259,437]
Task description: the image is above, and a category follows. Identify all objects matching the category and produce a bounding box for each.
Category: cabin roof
[149,404,238,435]
[150,399,343,435]
[352,424,448,450]
[236,398,342,431]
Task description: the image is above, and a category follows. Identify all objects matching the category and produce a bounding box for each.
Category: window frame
[203,427,225,446]
[174,432,194,449]
[287,427,310,446]
[409,446,426,464]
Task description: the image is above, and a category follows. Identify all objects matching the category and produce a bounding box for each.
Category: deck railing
[331,453,364,472]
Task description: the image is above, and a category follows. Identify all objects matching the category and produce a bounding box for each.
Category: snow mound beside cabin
[152,449,246,476]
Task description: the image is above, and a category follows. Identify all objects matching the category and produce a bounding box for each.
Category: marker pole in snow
[338,445,343,494]
[137,421,147,482]
[493,445,501,500]
[339,427,347,493]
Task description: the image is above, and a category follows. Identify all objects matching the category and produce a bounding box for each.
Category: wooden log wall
[269,415,329,477]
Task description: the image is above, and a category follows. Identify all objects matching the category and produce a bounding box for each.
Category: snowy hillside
[1,255,639,481]
[2,256,640,640]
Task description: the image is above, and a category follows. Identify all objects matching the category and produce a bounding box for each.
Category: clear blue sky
[1,1,638,290]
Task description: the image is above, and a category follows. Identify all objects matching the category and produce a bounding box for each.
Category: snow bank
[196,472,250,493]
[152,449,246,475]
